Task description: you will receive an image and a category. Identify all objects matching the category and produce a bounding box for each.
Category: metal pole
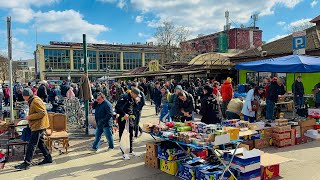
[83,34,89,135]
[7,17,14,123]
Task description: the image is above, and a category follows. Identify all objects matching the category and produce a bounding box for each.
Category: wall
[180,34,219,54]
[228,29,262,50]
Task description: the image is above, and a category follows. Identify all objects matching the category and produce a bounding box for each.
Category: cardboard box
[273,125,291,133]
[177,158,207,180]
[263,127,274,139]
[146,142,158,157]
[254,138,272,149]
[275,119,288,126]
[261,164,280,180]
[145,154,159,169]
[298,119,316,128]
[273,139,291,148]
[272,132,291,140]
[226,127,240,140]
[236,169,261,180]
[290,129,296,146]
[293,126,301,138]
[198,165,234,180]
[223,148,261,172]
[160,159,179,175]
[241,140,255,150]
[301,126,314,135]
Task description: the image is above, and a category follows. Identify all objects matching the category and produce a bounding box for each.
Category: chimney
[310,15,320,26]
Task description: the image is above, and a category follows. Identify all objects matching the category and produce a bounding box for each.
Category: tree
[290,21,314,33]
[154,21,190,63]
[0,55,9,82]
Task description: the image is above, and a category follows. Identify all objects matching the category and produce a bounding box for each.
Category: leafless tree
[154,21,190,63]
[290,21,314,33]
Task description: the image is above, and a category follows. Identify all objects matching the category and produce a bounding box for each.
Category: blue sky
[0,0,318,60]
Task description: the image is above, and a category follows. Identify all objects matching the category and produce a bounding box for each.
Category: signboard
[292,31,306,54]
[148,60,159,72]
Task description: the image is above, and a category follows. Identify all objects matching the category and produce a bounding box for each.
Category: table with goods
[142,114,320,180]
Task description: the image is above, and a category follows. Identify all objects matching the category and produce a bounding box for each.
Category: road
[1,103,320,180]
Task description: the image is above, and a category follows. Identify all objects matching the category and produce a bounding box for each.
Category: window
[99,51,121,70]
[123,52,142,70]
[246,72,258,86]
[44,49,70,70]
[73,50,97,70]
[144,53,162,65]
[258,72,272,86]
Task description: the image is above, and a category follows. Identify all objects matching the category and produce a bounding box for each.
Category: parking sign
[292,31,306,54]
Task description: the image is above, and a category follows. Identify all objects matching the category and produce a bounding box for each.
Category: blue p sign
[292,36,306,50]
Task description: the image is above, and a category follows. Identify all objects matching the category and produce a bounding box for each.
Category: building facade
[35,42,164,80]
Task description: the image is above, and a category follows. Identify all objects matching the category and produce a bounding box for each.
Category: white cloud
[268,34,289,42]
[288,18,313,32]
[311,0,318,7]
[34,10,110,43]
[130,0,303,38]
[277,21,286,26]
[138,32,149,38]
[15,28,29,35]
[97,0,116,3]
[146,36,157,44]
[135,15,143,23]
[98,0,127,9]
[10,8,34,23]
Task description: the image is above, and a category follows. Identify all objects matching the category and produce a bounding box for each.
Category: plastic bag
[120,120,130,154]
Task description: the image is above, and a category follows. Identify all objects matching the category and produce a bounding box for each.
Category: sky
[0,0,318,60]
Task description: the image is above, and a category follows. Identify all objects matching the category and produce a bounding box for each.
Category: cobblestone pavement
[1,103,320,180]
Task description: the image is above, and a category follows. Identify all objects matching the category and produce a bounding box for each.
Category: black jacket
[175,91,195,114]
[61,83,70,97]
[267,82,286,103]
[200,94,220,124]
[153,88,162,105]
[37,84,48,100]
[115,93,138,118]
[292,80,304,96]
[93,100,114,127]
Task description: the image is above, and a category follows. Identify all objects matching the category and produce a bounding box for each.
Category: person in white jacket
[241,86,264,122]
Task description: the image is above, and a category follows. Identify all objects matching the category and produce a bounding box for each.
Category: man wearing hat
[115,87,140,160]
[14,88,52,170]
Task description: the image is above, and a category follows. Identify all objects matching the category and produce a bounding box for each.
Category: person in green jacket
[168,85,183,121]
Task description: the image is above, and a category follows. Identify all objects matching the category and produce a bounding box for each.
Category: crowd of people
[0,74,318,170]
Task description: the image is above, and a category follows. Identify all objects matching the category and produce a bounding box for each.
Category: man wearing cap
[115,87,140,160]
[131,82,145,138]
[15,88,52,170]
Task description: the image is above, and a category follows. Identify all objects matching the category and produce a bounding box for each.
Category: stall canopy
[235,55,320,73]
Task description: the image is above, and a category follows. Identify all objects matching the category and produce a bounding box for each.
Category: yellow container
[226,127,240,140]
[159,159,179,175]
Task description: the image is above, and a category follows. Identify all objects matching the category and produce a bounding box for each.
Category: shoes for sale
[123,154,130,160]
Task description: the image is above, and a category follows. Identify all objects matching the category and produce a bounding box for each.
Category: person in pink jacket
[66,87,75,99]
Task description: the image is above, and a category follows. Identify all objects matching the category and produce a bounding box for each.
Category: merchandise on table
[298,119,316,127]
[240,140,254,150]
[275,119,288,126]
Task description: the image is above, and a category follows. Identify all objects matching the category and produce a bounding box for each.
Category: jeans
[221,100,230,118]
[92,127,114,149]
[134,112,143,138]
[226,111,240,119]
[160,103,171,122]
[25,130,51,164]
[119,118,134,154]
[244,115,256,123]
[295,96,304,107]
[155,103,160,114]
[266,100,275,120]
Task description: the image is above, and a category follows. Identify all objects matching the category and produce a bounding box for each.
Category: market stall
[142,118,313,180]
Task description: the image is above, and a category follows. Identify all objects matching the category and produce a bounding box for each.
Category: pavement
[0,103,320,180]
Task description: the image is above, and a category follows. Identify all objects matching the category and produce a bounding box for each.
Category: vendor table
[146,132,242,180]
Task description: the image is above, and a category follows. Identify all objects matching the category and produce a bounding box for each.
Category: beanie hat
[203,85,213,94]
[175,85,183,91]
[22,88,33,96]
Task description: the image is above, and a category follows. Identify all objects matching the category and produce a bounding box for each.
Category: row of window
[44,49,162,70]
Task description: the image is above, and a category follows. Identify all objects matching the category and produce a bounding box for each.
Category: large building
[35,41,164,80]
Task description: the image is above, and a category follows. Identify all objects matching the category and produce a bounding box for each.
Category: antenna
[251,13,259,28]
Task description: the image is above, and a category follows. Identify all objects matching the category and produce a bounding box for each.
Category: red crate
[261,164,280,180]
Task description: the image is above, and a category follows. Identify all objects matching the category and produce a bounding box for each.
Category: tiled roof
[311,15,320,23]
[230,26,320,61]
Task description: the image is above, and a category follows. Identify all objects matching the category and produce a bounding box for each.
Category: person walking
[153,81,162,115]
[131,83,145,138]
[14,88,52,170]
[91,93,114,152]
[115,88,140,160]
[159,86,171,123]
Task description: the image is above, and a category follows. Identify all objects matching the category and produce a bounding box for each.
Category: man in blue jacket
[92,93,114,152]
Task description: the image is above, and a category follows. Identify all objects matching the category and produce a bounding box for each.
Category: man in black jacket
[266,78,286,120]
[115,88,140,160]
[175,91,195,122]
[131,83,145,138]
[60,80,70,97]
[91,93,114,152]
[37,82,48,103]
[292,76,304,108]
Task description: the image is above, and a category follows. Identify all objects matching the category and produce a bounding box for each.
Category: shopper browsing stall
[220,77,233,118]
[266,78,286,120]
[168,85,183,121]
[199,85,220,124]
[292,76,305,108]
[15,88,52,170]
[242,86,264,123]
[226,97,244,119]
[91,93,114,152]
[175,91,195,122]
[115,88,140,160]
